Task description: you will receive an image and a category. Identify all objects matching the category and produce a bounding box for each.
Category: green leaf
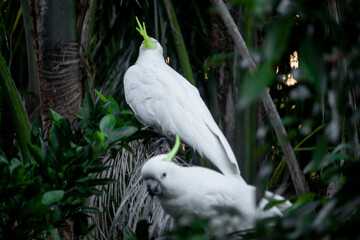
[94,131,106,147]
[264,18,294,61]
[122,227,136,240]
[49,125,65,152]
[99,114,116,134]
[49,109,64,126]
[321,165,341,184]
[31,117,43,139]
[107,126,138,143]
[286,193,316,212]
[239,62,275,108]
[108,96,121,115]
[304,140,352,173]
[264,199,290,211]
[120,143,134,153]
[95,89,108,102]
[9,158,22,175]
[28,143,45,165]
[48,227,61,240]
[120,110,134,115]
[42,190,65,205]
[79,93,94,122]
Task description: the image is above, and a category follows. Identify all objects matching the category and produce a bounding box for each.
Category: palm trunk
[30,0,83,136]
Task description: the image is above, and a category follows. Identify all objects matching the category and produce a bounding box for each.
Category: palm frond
[89,138,177,239]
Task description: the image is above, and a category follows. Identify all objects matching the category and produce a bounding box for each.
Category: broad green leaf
[49,125,64,152]
[42,190,65,205]
[105,126,138,145]
[94,131,106,147]
[99,114,116,134]
[49,109,64,126]
[79,93,94,122]
[112,126,138,139]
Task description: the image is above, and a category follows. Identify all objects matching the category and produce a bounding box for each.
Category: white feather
[124,38,240,176]
[141,155,290,233]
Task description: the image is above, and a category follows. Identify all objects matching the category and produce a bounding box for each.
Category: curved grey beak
[145,178,162,197]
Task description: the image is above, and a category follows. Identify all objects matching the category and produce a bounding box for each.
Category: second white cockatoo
[124,18,240,177]
[141,134,292,234]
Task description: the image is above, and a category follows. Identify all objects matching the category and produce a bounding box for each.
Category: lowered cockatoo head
[135,17,163,57]
[141,134,183,198]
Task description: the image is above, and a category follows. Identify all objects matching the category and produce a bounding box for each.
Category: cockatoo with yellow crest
[124,17,240,177]
[141,134,291,234]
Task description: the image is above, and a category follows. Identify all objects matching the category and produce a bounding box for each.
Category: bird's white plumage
[141,155,290,233]
[124,38,240,176]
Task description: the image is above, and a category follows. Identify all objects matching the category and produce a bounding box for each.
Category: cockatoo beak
[145,178,162,197]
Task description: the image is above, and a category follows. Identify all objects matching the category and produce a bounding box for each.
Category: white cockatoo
[141,134,292,234]
[124,18,240,177]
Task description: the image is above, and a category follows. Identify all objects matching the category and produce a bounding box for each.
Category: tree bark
[30,0,83,136]
[210,0,309,195]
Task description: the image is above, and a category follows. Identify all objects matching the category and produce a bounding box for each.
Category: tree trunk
[30,0,83,136]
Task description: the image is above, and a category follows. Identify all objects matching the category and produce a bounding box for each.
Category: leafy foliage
[0,91,138,239]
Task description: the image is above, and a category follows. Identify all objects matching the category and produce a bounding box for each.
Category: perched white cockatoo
[124,18,240,177]
[141,134,291,234]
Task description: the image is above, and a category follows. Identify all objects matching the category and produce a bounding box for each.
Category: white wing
[124,61,240,177]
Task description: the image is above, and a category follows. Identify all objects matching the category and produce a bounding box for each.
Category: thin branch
[210,0,309,195]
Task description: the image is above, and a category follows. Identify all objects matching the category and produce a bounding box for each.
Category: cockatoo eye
[161,172,167,179]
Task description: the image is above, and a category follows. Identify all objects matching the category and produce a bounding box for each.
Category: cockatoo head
[141,154,182,198]
[135,17,163,56]
[141,134,183,198]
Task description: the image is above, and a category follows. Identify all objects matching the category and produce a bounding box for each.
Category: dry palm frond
[88,137,177,239]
